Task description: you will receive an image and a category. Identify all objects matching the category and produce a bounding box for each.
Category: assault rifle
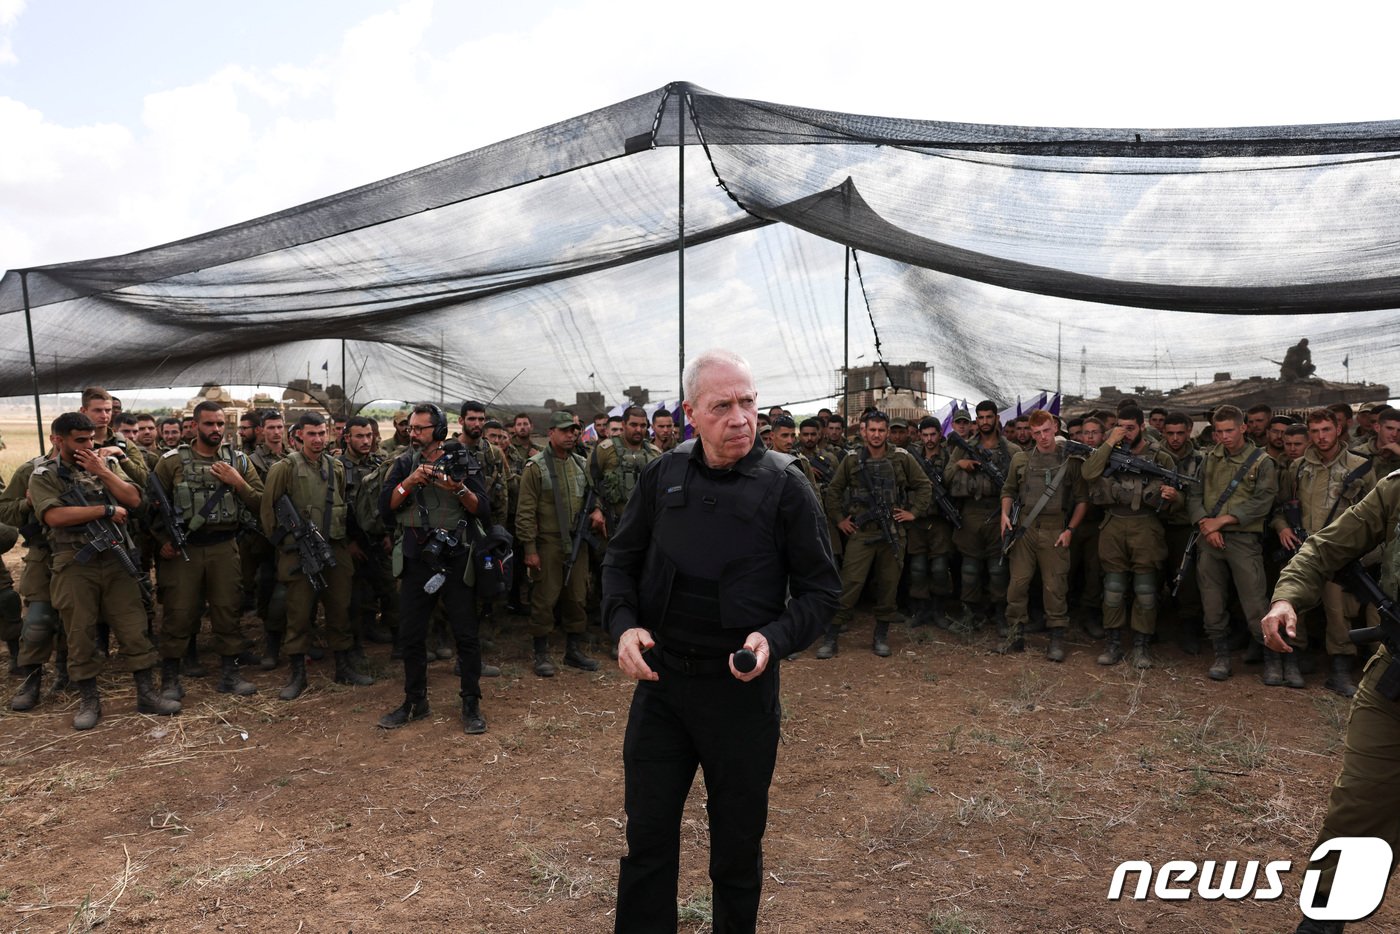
[1063,439,1199,494]
[913,450,962,529]
[271,494,336,593]
[947,431,1007,491]
[853,455,901,559]
[563,487,603,586]
[1337,561,1400,701]
[59,483,143,581]
[1170,530,1199,598]
[146,474,190,561]
[1000,500,1022,565]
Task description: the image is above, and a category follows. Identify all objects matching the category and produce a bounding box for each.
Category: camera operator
[377,403,492,734]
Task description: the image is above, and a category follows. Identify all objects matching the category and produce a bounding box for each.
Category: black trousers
[615,657,781,934]
[397,553,480,704]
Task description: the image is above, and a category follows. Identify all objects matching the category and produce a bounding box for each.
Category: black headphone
[423,403,448,442]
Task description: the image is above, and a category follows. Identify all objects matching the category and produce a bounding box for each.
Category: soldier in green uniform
[767,415,818,490]
[153,401,263,699]
[29,412,179,729]
[1186,404,1278,682]
[0,499,20,673]
[945,403,1022,630]
[798,417,844,562]
[341,415,399,648]
[1283,423,1309,466]
[5,452,67,709]
[379,410,411,456]
[1272,408,1376,696]
[508,414,540,468]
[248,410,290,668]
[1069,416,1108,639]
[819,411,932,658]
[1000,410,1088,660]
[651,408,679,453]
[516,412,605,676]
[823,415,849,459]
[1161,412,1206,652]
[1353,407,1400,481]
[590,406,662,533]
[907,416,957,628]
[1263,473,1400,934]
[504,414,540,615]
[260,412,372,700]
[80,387,148,486]
[1081,406,1179,668]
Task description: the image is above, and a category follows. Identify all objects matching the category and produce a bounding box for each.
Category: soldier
[888,418,911,452]
[1354,402,1381,444]
[377,403,493,733]
[1000,410,1088,659]
[756,421,771,449]
[4,450,68,709]
[945,402,1021,630]
[607,415,625,439]
[1081,406,1179,668]
[823,414,849,457]
[819,410,932,658]
[260,412,372,700]
[1352,407,1400,480]
[332,415,348,453]
[651,408,678,452]
[28,412,179,729]
[767,415,817,490]
[1328,402,1358,446]
[907,416,957,628]
[508,413,540,468]
[1187,404,1278,682]
[517,412,605,675]
[153,401,263,699]
[1282,423,1309,464]
[1161,412,1207,653]
[1262,473,1400,934]
[1147,407,1168,434]
[341,416,399,648]
[380,410,411,456]
[237,411,258,454]
[798,417,844,562]
[1068,416,1108,639]
[157,417,182,451]
[459,401,509,523]
[1272,408,1375,695]
[134,413,160,458]
[1244,404,1272,449]
[79,387,148,486]
[588,406,662,534]
[503,414,539,615]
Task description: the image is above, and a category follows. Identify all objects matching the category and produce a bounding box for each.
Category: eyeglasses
[408,424,436,434]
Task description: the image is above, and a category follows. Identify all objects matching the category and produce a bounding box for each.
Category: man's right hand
[1278,528,1301,552]
[617,627,658,681]
[523,553,541,571]
[1261,600,1298,652]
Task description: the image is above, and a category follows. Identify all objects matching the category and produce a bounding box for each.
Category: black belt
[651,647,732,677]
[187,529,239,546]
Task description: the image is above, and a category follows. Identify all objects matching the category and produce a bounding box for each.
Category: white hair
[682,349,752,403]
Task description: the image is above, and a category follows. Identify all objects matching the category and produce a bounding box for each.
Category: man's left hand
[729,633,772,682]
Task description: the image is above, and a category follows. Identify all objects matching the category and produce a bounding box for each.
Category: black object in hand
[733,648,757,673]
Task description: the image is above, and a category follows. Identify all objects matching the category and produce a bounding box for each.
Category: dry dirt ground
[4,585,1398,934]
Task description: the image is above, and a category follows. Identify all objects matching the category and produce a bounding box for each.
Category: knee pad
[929,554,950,581]
[961,555,984,584]
[907,554,928,582]
[1103,572,1128,608]
[20,600,59,643]
[1133,572,1159,610]
[0,587,20,626]
[987,563,1009,589]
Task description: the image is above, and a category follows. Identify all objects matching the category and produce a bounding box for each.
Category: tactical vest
[1014,443,1073,518]
[845,447,904,514]
[251,444,288,478]
[395,449,468,532]
[641,441,800,649]
[946,436,1013,501]
[282,451,347,542]
[598,438,660,513]
[172,446,253,531]
[1089,441,1164,511]
[529,448,588,530]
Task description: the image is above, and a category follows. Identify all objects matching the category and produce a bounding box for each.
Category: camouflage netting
[2,81,1398,411]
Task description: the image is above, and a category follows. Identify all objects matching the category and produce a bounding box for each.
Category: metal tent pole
[843,247,850,421]
[20,270,45,452]
[677,90,687,421]
[341,339,347,415]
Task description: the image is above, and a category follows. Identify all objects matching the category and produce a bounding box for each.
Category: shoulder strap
[1323,458,1377,527]
[1207,447,1265,518]
[1023,456,1072,527]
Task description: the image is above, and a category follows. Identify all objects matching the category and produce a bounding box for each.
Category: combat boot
[1262,649,1284,687]
[49,651,70,694]
[1325,655,1357,698]
[995,606,1009,638]
[134,668,181,716]
[814,626,839,660]
[1080,607,1106,640]
[378,697,429,729]
[279,654,308,700]
[462,696,487,735]
[1282,652,1305,689]
[1045,628,1066,663]
[334,650,374,686]
[563,633,600,671]
[532,636,557,677]
[260,630,283,671]
[159,657,184,702]
[1208,638,1232,681]
[1131,632,1153,670]
[1097,630,1124,666]
[928,596,949,630]
[183,635,207,677]
[871,622,891,658]
[1025,607,1047,634]
[72,678,102,730]
[9,665,41,711]
[1243,638,1264,665]
[5,638,19,675]
[217,656,258,696]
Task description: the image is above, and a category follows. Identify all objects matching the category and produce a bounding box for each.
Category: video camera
[432,441,480,484]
